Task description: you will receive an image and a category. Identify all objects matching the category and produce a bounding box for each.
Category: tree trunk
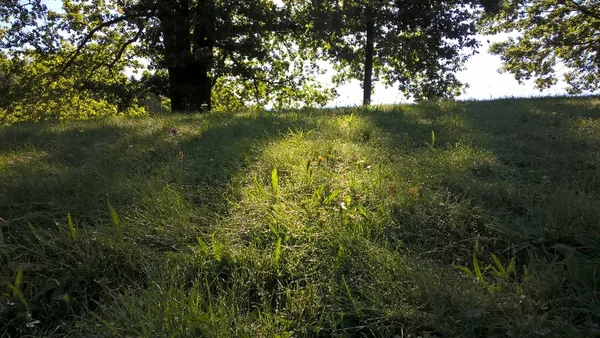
[167,63,211,112]
[363,18,375,106]
[159,0,213,113]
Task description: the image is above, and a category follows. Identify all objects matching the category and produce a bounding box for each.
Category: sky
[40,0,574,106]
[325,33,571,107]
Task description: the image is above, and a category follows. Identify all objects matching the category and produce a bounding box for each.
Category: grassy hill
[1,96,599,337]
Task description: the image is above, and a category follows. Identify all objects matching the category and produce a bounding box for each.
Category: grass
[1,96,600,337]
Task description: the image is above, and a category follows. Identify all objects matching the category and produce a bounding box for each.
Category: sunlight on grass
[1,97,599,337]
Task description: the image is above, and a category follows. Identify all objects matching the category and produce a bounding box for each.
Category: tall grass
[1,96,599,337]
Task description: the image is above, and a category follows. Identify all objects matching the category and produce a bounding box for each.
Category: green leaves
[0,46,146,125]
[484,0,600,94]
[298,0,486,101]
[490,253,516,279]
[1,0,335,118]
[457,250,518,294]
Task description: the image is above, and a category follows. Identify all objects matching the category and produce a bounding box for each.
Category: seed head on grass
[409,186,419,197]
[317,155,325,167]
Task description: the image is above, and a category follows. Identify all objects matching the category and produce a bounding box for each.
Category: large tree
[0,0,328,113]
[482,0,600,94]
[290,0,500,105]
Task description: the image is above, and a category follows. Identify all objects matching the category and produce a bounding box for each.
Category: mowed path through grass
[1,97,599,337]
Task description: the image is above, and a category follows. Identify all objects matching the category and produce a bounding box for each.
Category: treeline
[1,0,599,124]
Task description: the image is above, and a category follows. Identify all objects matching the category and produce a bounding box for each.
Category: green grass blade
[27,222,42,242]
[211,232,222,262]
[253,174,267,197]
[271,167,279,195]
[274,237,282,267]
[107,201,122,237]
[455,265,475,278]
[473,251,483,281]
[1,282,27,306]
[14,267,23,289]
[87,311,121,335]
[342,275,361,317]
[0,225,4,246]
[67,212,77,240]
[197,237,210,255]
[506,257,516,277]
[324,189,340,205]
[490,253,506,276]
[377,163,383,189]
[205,276,214,317]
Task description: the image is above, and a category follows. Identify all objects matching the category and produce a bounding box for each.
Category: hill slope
[1,97,600,337]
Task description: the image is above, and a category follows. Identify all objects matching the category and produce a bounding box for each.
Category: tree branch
[108,26,144,70]
[563,0,600,22]
[57,13,149,76]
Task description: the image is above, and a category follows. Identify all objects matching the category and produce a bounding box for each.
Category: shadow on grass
[356,97,600,335]
[0,113,315,228]
[0,112,320,335]
[0,113,321,256]
[365,96,600,247]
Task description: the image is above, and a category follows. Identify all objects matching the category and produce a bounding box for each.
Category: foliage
[0,0,336,114]
[138,67,336,113]
[291,0,500,103]
[1,96,600,336]
[0,48,146,125]
[482,0,600,93]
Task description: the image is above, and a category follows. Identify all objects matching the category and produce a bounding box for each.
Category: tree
[0,46,146,125]
[482,0,600,94]
[291,0,500,105]
[1,0,332,114]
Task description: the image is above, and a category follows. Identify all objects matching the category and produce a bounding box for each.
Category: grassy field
[1,96,599,337]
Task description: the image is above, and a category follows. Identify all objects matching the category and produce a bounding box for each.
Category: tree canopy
[11,0,600,123]
[483,0,600,93]
[1,0,333,118]
[292,0,501,105]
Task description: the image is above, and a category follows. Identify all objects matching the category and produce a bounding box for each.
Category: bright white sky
[326,33,571,107]
[42,0,574,106]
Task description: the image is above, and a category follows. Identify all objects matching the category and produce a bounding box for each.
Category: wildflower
[170,127,178,135]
